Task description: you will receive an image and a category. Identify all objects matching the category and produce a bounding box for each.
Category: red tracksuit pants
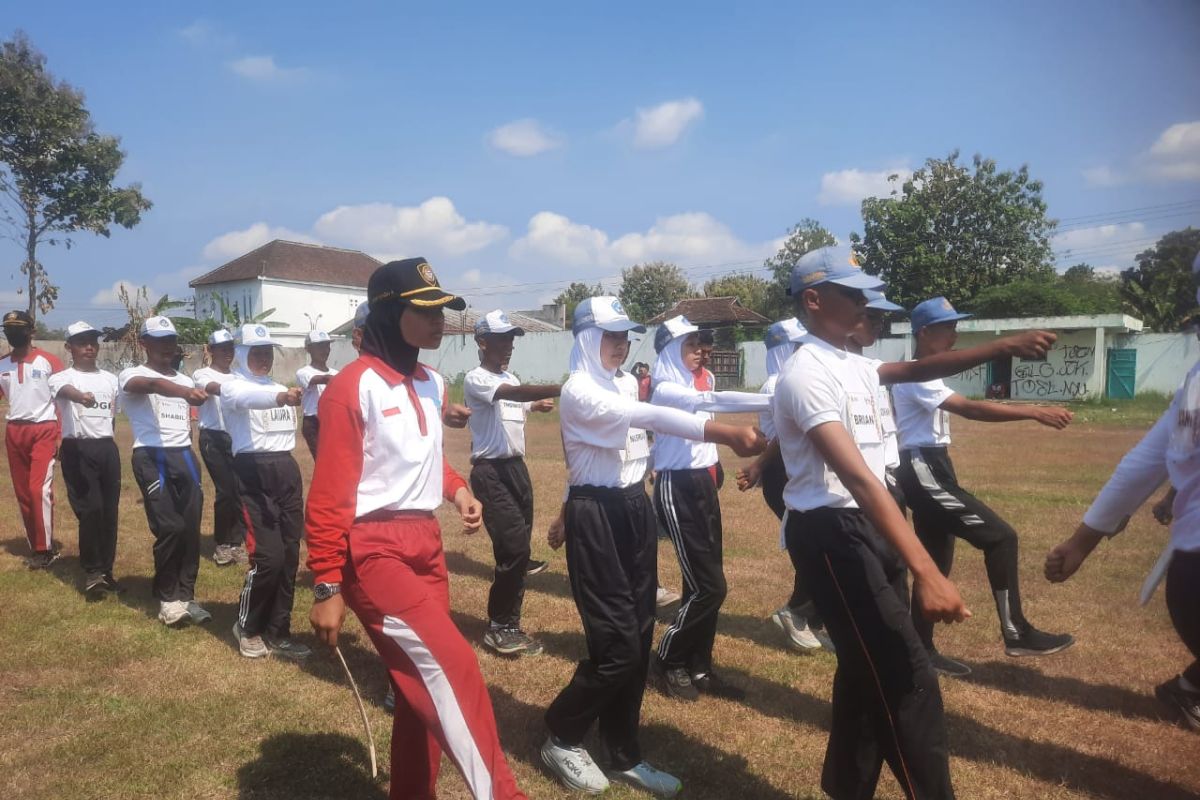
[343,511,526,800]
[6,420,58,553]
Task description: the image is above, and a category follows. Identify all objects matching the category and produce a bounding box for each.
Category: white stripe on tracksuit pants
[654,467,726,673]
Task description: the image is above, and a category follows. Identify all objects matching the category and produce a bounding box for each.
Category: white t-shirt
[759,374,779,441]
[773,335,886,512]
[49,368,119,439]
[220,376,297,455]
[0,349,62,423]
[192,367,235,432]
[864,358,900,469]
[892,378,955,450]
[119,366,195,449]
[560,371,652,489]
[464,366,530,460]
[297,365,338,417]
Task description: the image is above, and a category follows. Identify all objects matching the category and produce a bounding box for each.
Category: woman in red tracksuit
[306,257,527,800]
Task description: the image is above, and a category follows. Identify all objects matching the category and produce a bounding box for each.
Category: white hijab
[568,327,617,383]
[232,344,275,384]
[652,333,695,388]
[765,343,796,378]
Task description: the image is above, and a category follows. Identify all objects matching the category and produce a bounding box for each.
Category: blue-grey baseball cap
[764,317,807,348]
[910,296,972,333]
[572,296,646,335]
[788,245,884,296]
[865,290,904,313]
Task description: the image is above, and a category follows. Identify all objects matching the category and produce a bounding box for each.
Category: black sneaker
[526,559,549,576]
[691,670,746,700]
[1004,626,1075,657]
[27,549,60,570]
[929,651,972,678]
[651,657,699,702]
[484,626,544,656]
[102,574,125,594]
[265,637,313,661]
[1155,675,1200,732]
[84,572,107,600]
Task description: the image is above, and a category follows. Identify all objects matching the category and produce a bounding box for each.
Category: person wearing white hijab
[219,324,306,660]
[647,316,769,702]
[541,298,764,798]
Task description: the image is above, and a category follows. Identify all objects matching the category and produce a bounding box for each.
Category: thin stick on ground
[334,644,378,779]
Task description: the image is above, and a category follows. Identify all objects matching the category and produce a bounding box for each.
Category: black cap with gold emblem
[2,310,33,329]
[368,257,467,311]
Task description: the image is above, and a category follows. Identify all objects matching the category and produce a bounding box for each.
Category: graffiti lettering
[1011,342,1095,401]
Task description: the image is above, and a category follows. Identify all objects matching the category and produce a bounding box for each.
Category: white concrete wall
[259,280,366,345]
[1113,331,1200,394]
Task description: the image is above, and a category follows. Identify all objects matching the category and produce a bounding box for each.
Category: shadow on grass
[236,731,387,799]
[966,659,1168,723]
[444,549,575,601]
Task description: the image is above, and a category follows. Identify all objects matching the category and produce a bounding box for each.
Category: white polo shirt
[862,358,900,469]
[464,366,529,460]
[220,377,297,455]
[297,365,338,418]
[0,349,62,423]
[560,371,654,489]
[192,367,235,432]
[119,366,195,449]
[49,368,118,439]
[892,378,955,450]
[774,335,886,512]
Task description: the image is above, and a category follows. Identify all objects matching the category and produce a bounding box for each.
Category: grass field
[1,404,1197,800]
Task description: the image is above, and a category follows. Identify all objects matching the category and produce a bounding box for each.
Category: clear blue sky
[5,0,1200,327]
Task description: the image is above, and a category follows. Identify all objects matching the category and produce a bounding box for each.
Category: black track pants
[788,507,954,800]
[131,446,203,603]
[1167,548,1200,688]
[546,484,656,772]
[235,451,304,640]
[198,429,245,547]
[60,437,121,577]
[470,457,534,628]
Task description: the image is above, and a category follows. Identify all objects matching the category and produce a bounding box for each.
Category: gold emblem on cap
[418,262,438,286]
[806,270,827,284]
[847,253,861,269]
[941,298,953,311]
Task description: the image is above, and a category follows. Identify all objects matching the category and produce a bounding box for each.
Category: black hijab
[361,258,465,375]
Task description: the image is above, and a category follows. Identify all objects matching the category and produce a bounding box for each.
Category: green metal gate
[1105,348,1137,399]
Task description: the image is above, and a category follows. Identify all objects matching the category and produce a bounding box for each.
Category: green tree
[0,33,151,320]
[1119,227,1200,331]
[850,151,1056,309]
[1062,263,1095,283]
[553,281,604,328]
[618,261,692,322]
[762,219,836,320]
[967,277,1121,318]
[702,272,772,317]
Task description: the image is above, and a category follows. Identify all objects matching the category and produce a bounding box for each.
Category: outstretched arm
[941,393,1072,429]
[877,330,1057,385]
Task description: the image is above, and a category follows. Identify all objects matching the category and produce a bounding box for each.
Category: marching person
[194,328,247,566]
[119,316,212,627]
[893,297,1075,676]
[649,314,772,702]
[0,310,64,568]
[223,324,309,660]
[296,329,337,458]
[464,309,559,657]
[49,321,121,595]
[540,298,764,796]
[307,258,528,800]
[1044,250,1200,733]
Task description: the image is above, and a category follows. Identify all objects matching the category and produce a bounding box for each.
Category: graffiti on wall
[1012,343,1094,400]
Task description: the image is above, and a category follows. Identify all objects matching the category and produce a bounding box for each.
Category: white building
[189,240,380,346]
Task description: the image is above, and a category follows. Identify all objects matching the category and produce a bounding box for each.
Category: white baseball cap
[474,310,525,337]
[306,330,331,344]
[208,329,234,346]
[653,315,699,353]
[140,316,178,338]
[353,304,370,329]
[237,323,281,348]
[66,321,100,341]
[572,296,646,335]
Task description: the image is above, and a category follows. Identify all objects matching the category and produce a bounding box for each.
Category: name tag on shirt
[499,400,526,423]
[935,409,951,440]
[152,396,190,431]
[80,401,114,419]
[260,406,296,432]
[624,428,650,460]
[877,388,896,434]
[847,392,882,445]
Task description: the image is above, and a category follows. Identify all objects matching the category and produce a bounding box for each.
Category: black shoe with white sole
[929,651,972,678]
[526,559,549,576]
[651,657,699,702]
[691,670,746,700]
[484,626,544,656]
[1155,675,1200,732]
[1004,626,1075,657]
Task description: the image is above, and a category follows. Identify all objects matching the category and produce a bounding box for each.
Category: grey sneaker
[540,735,609,794]
[27,549,60,570]
[233,545,250,565]
[607,761,681,797]
[213,544,236,566]
[526,559,550,576]
[185,601,212,624]
[84,572,108,599]
[266,637,312,661]
[158,600,189,626]
[771,607,822,652]
[484,626,544,656]
[651,657,699,702]
[1155,675,1200,732]
[233,622,269,658]
[655,586,681,609]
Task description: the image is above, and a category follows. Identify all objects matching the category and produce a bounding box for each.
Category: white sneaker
[814,626,836,653]
[656,586,681,609]
[607,761,681,797]
[771,607,822,652]
[540,735,610,794]
[233,622,269,658]
[158,600,189,626]
[185,601,212,624]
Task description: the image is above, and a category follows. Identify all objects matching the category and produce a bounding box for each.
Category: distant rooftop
[647,296,771,326]
[890,313,1144,335]
[329,307,564,337]
[189,240,381,289]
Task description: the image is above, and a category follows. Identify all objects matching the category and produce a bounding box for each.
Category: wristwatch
[313,582,341,601]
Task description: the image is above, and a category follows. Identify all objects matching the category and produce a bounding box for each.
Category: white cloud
[202,223,319,262]
[510,210,779,271]
[818,166,912,206]
[178,20,234,48]
[487,119,564,157]
[1053,222,1148,270]
[1084,120,1200,186]
[228,55,310,83]
[89,265,209,308]
[631,98,704,149]
[313,197,508,259]
[90,279,142,307]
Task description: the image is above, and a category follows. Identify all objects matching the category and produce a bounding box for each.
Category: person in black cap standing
[194,328,247,566]
[307,258,528,800]
[465,309,560,657]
